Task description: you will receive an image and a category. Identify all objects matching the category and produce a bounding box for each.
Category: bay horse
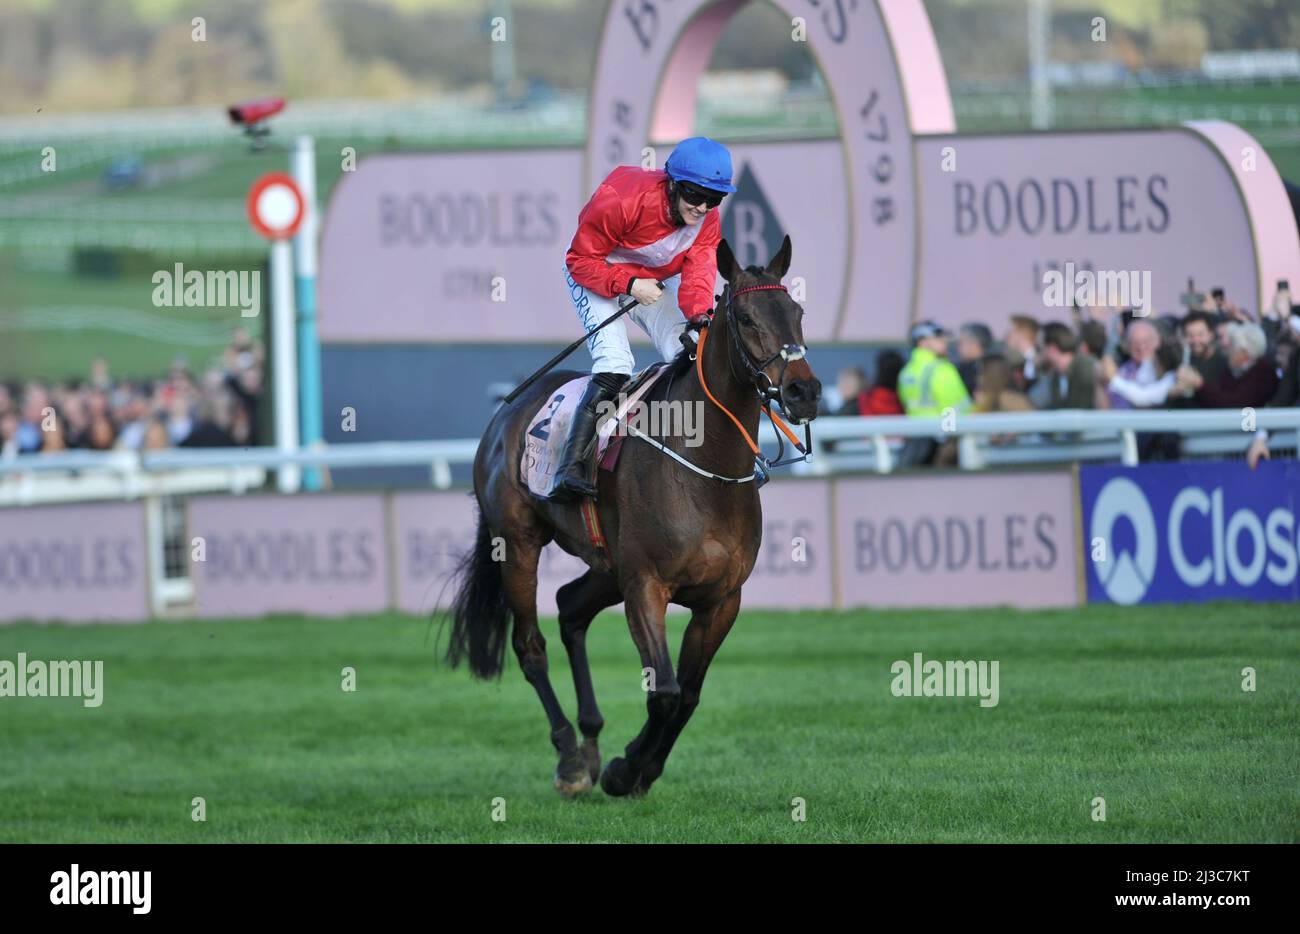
[445,235,821,797]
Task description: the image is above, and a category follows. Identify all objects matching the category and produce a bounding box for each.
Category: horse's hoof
[554,770,593,799]
[600,756,647,798]
[580,737,601,784]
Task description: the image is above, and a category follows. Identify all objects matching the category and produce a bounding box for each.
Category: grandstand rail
[3,409,1296,505]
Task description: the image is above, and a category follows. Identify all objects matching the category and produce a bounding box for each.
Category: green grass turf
[0,603,1295,843]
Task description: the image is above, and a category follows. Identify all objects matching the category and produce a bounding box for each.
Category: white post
[293,135,323,491]
[271,238,301,492]
[490,0,515,101]
[1029,0,1053,129]
[145,495,166,618]
[1119,429,1139,466]
[872,435,892,474]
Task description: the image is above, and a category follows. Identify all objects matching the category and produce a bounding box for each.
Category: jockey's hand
[686,313,711,329]
[629,278,664,306]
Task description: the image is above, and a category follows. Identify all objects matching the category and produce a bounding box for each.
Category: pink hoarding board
[318,149,584,342]
[914,127,1294,332]
[586,0,953,342]
[316,0,1295,347]
[318,133,1293,347]
[1188,120,1300,310]
[833,472,1079,609]
[0,501,149,624]
[742,479,834,609]
[317,141,847,345]
[712,141,847,343]
[391,491,476,618]
[188,494,389,619]
[391,482,835,616]
[390,490,608,618]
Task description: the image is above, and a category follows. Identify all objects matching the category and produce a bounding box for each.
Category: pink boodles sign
[0,501,149,624]
[834,471,1080,609]
[188,494,389,619]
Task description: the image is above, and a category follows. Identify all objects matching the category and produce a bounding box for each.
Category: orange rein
[694,324,806,456]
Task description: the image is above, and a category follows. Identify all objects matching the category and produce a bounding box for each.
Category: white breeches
[563,264,689,375]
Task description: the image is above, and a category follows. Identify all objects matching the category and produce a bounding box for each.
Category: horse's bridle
[721,282,809,415]
[686,280,814,483]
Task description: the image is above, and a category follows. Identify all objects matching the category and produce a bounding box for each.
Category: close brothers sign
[319,0,1300,343]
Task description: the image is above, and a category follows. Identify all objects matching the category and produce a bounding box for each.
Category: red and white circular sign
[246,172,305,240]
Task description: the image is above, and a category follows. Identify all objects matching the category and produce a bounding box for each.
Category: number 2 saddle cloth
[520,363,670,501]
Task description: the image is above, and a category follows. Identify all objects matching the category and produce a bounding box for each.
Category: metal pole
[490,0,516,102]
[144,494,166,618]
[293,135,323,491]
[271,238,301,492]
[1029,0,1053,129]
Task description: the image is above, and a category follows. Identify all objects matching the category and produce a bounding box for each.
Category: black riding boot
[551,372,629,501]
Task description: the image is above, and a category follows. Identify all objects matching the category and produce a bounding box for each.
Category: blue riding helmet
[664,137,737,193]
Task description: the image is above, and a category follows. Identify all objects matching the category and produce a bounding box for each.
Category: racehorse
[444,235,821,797]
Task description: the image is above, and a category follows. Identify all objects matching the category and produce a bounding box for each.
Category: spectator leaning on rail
[1244,297,1300,469]
[1074,319,1110,408]
[1100,319,1166,409]
[1039,322,1097,410]
[1005,314,1041,393]
[1166,310,1227,406]
[972,354,1032,414]
[1177,321,1279,408]
[828,366,868,416]
[897,320,971,466]
[859,350,905,416]
[1265,308,1300,407]
[956,322,992,396]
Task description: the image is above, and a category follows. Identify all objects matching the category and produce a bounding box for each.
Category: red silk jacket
[565,166,721,318]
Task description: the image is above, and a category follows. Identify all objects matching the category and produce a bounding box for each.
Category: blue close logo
[1081,462,1300,604]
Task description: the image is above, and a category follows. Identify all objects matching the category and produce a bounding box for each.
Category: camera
[227,98,286,148]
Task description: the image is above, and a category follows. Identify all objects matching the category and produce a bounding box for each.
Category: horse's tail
[444,513,511,679]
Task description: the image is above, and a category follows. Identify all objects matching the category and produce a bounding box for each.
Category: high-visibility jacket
[898,347,971,417]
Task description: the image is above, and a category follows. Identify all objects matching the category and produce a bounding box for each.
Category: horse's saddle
[520,363,670,500]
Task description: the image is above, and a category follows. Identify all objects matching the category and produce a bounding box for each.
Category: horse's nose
[784,377,822,410]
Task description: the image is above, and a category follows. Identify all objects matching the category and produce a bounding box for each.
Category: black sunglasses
[676,182,725,209]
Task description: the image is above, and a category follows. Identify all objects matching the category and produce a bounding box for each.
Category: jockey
[553,136,735,500]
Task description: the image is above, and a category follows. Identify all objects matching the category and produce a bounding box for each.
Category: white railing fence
[802,408,1300,474]
[2,409,1297,507]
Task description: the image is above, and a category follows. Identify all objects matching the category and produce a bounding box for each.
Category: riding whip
[502,280,663,405]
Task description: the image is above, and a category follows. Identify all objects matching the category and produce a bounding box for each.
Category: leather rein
[627,281,813,487]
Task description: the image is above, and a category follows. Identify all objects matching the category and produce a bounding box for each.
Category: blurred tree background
[2,0,1297,114]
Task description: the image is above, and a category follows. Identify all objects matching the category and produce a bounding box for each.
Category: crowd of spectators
[822,282,1300,466]
[1,330,264,458]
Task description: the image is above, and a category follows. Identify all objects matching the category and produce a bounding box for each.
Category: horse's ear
[765,234,792,279]
[717,239,740,282]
